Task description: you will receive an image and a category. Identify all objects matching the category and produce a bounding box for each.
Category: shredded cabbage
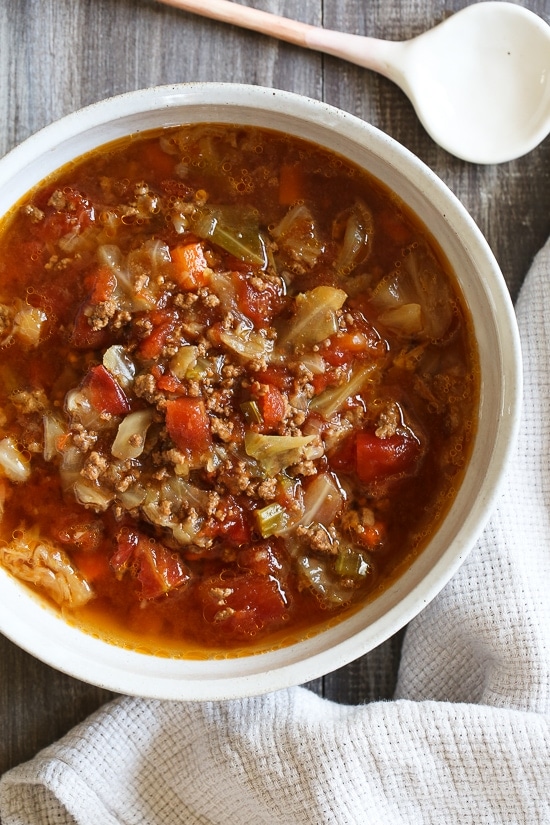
[0,437,31,483]
[271,204,325,269]
[310,362,378,419]
[280,286,347,348]
[111,409,154,460]
[191,205,268,268]
[371,246,453,340]
[333,200,374,275]
[244,432,321,477]
[0,527,93,607]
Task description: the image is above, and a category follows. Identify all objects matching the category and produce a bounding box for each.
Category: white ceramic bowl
[0,83,521,700]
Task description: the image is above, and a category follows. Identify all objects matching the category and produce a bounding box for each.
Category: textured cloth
[1,240,550,824]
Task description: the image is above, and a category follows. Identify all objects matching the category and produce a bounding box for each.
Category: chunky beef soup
[0,125,479,655]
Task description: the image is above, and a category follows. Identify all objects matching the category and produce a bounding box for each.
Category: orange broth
[0,124,479,656]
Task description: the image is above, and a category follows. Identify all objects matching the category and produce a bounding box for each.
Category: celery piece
[309,362,377,419]
[240,399,263,424]
[334,550,371,578]
[255,502,287,538]
[191,205,267,268]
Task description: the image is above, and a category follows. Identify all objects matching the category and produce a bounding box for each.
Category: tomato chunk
[32,188,95,243]
[84,365,130,415]
[70,267,118,349]
[356,430,420,484]
[138,309,179,360]
[112,528,191,599]
[165,397,212,458]
[197,570,288,640]
[257,385,286,432]
[201,495,252,545]
[237,272,284,326]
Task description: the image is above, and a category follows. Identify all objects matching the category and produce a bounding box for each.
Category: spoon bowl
[398,3,550,164]
[160,0,550,164]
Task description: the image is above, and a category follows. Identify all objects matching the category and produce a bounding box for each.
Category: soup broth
[0,124,479,656]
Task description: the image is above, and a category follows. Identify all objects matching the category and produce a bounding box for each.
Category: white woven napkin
[1,239,549,825]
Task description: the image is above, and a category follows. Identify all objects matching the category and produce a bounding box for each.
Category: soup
[0,124,479,655]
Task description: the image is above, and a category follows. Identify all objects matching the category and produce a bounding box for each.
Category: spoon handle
[157,0,405,82]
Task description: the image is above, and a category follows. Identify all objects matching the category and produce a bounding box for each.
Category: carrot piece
[141,140,176,179]
[357,521,386,549]
[171,243,209,290]
[278,163,306,206]
[88,266,117,303]
[378,210,413,246]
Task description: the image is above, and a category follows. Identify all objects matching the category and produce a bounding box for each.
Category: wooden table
[1,0,549,779]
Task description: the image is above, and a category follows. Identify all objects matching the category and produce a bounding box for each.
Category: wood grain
[1,0,549,777]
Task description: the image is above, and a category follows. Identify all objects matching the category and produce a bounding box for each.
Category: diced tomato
[256,384,286,432]
[237,273,284,327]
[69,266,118,349]
[237,539,286,578]
[330,429,421,485]
[311,369,341,395]
[70,307,112,349]
[171,242,209,290]
[165,397,212,458]
[84,364,130,415]
[137,308,178,360]
[255,365,293,392]
[197,570,288,640]
[33,189,95,243]
[201,495,252,545]
[323,331,376,367]
[356,520,386,549]
[355,430,420,484]
[112,528,191,599]
[55,512,104,553]
[155,370,185,395]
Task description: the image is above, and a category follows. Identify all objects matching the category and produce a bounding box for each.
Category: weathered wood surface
[0,0,549,778]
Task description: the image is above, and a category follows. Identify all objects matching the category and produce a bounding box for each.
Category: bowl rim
[0,82,522,700]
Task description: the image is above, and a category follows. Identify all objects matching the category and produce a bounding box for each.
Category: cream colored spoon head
[390,2,550,164]
[160,0,550,164]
